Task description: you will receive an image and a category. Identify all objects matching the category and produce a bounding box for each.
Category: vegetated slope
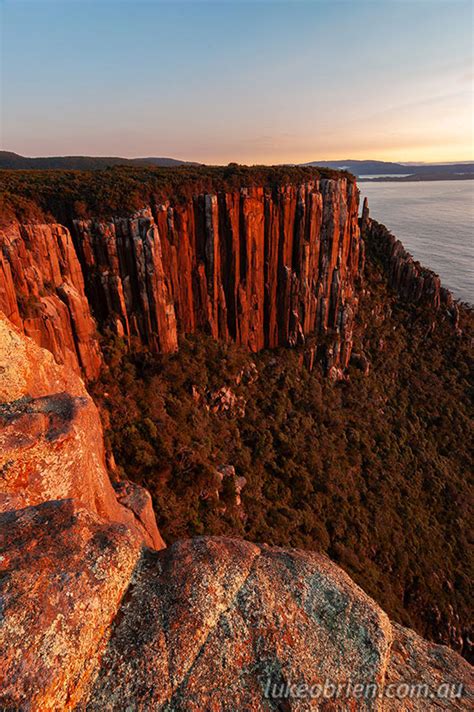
[1,311,471,711]
[91,240,473,661]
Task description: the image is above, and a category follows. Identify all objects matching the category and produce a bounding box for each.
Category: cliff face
[73,180,362,357]
[0,222,102,380]
[0,315,471,710]
[0,178,363,378]
[361,198,457,316]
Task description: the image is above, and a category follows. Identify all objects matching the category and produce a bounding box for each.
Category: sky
[1,0,473,164]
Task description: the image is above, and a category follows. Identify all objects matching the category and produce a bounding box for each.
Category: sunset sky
[1,0,473,164]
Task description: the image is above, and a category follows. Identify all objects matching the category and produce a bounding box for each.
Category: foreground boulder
[2,529,470,710]
[81,538,472,711]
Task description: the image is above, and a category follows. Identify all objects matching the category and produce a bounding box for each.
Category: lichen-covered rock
[0,499,142,711]
[81,538,472,711]
[385,624,473,711]
[0,313,163,548]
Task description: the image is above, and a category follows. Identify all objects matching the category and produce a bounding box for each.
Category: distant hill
[303,158,474,180]
[0,151,199,170]
[2,152,472,179]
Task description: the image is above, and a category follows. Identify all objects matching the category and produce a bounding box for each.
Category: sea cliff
[0,171,363,380]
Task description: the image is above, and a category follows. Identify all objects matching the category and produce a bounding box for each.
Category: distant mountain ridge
[0,151,199,170]
[303,158,474,179]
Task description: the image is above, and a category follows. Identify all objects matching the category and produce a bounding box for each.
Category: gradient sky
[1,0,473,163]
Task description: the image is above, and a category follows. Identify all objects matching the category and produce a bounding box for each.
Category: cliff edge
[1,170,364,380]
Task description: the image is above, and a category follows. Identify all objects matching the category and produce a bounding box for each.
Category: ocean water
[359,180,474,304]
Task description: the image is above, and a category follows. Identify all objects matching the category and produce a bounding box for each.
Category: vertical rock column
[73,210,178,352]
[0,177,363,378]
[72,180,363,369]
[360,200,454,313]
[0,222,102,379]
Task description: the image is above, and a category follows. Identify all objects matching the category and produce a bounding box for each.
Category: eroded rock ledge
[81,538,472,711]
[0,315,471,710]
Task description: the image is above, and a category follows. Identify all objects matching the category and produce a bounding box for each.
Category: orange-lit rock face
[3,186,459,389]
[0,178,364,378]
[73,180,362,367]
[0,313,164,549]
[0,222,101,380]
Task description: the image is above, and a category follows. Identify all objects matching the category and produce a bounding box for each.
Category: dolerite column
[240,187,265,351]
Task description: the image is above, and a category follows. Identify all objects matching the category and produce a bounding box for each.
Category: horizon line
[2,150,474,166]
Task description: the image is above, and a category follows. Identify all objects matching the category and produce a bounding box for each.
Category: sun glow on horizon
[1,0,473,165]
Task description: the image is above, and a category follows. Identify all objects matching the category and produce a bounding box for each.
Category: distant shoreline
[358,174,474,182]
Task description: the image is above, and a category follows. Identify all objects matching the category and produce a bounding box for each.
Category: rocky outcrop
[0,312,163,548]
[0,313,472,710]
[112,480,164,550]
[2,529,472,711]
[80,537,472,711]
[1,177,364,378]
[361,198,456,314]
[0,312,164,710]
[0,222,102,380]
